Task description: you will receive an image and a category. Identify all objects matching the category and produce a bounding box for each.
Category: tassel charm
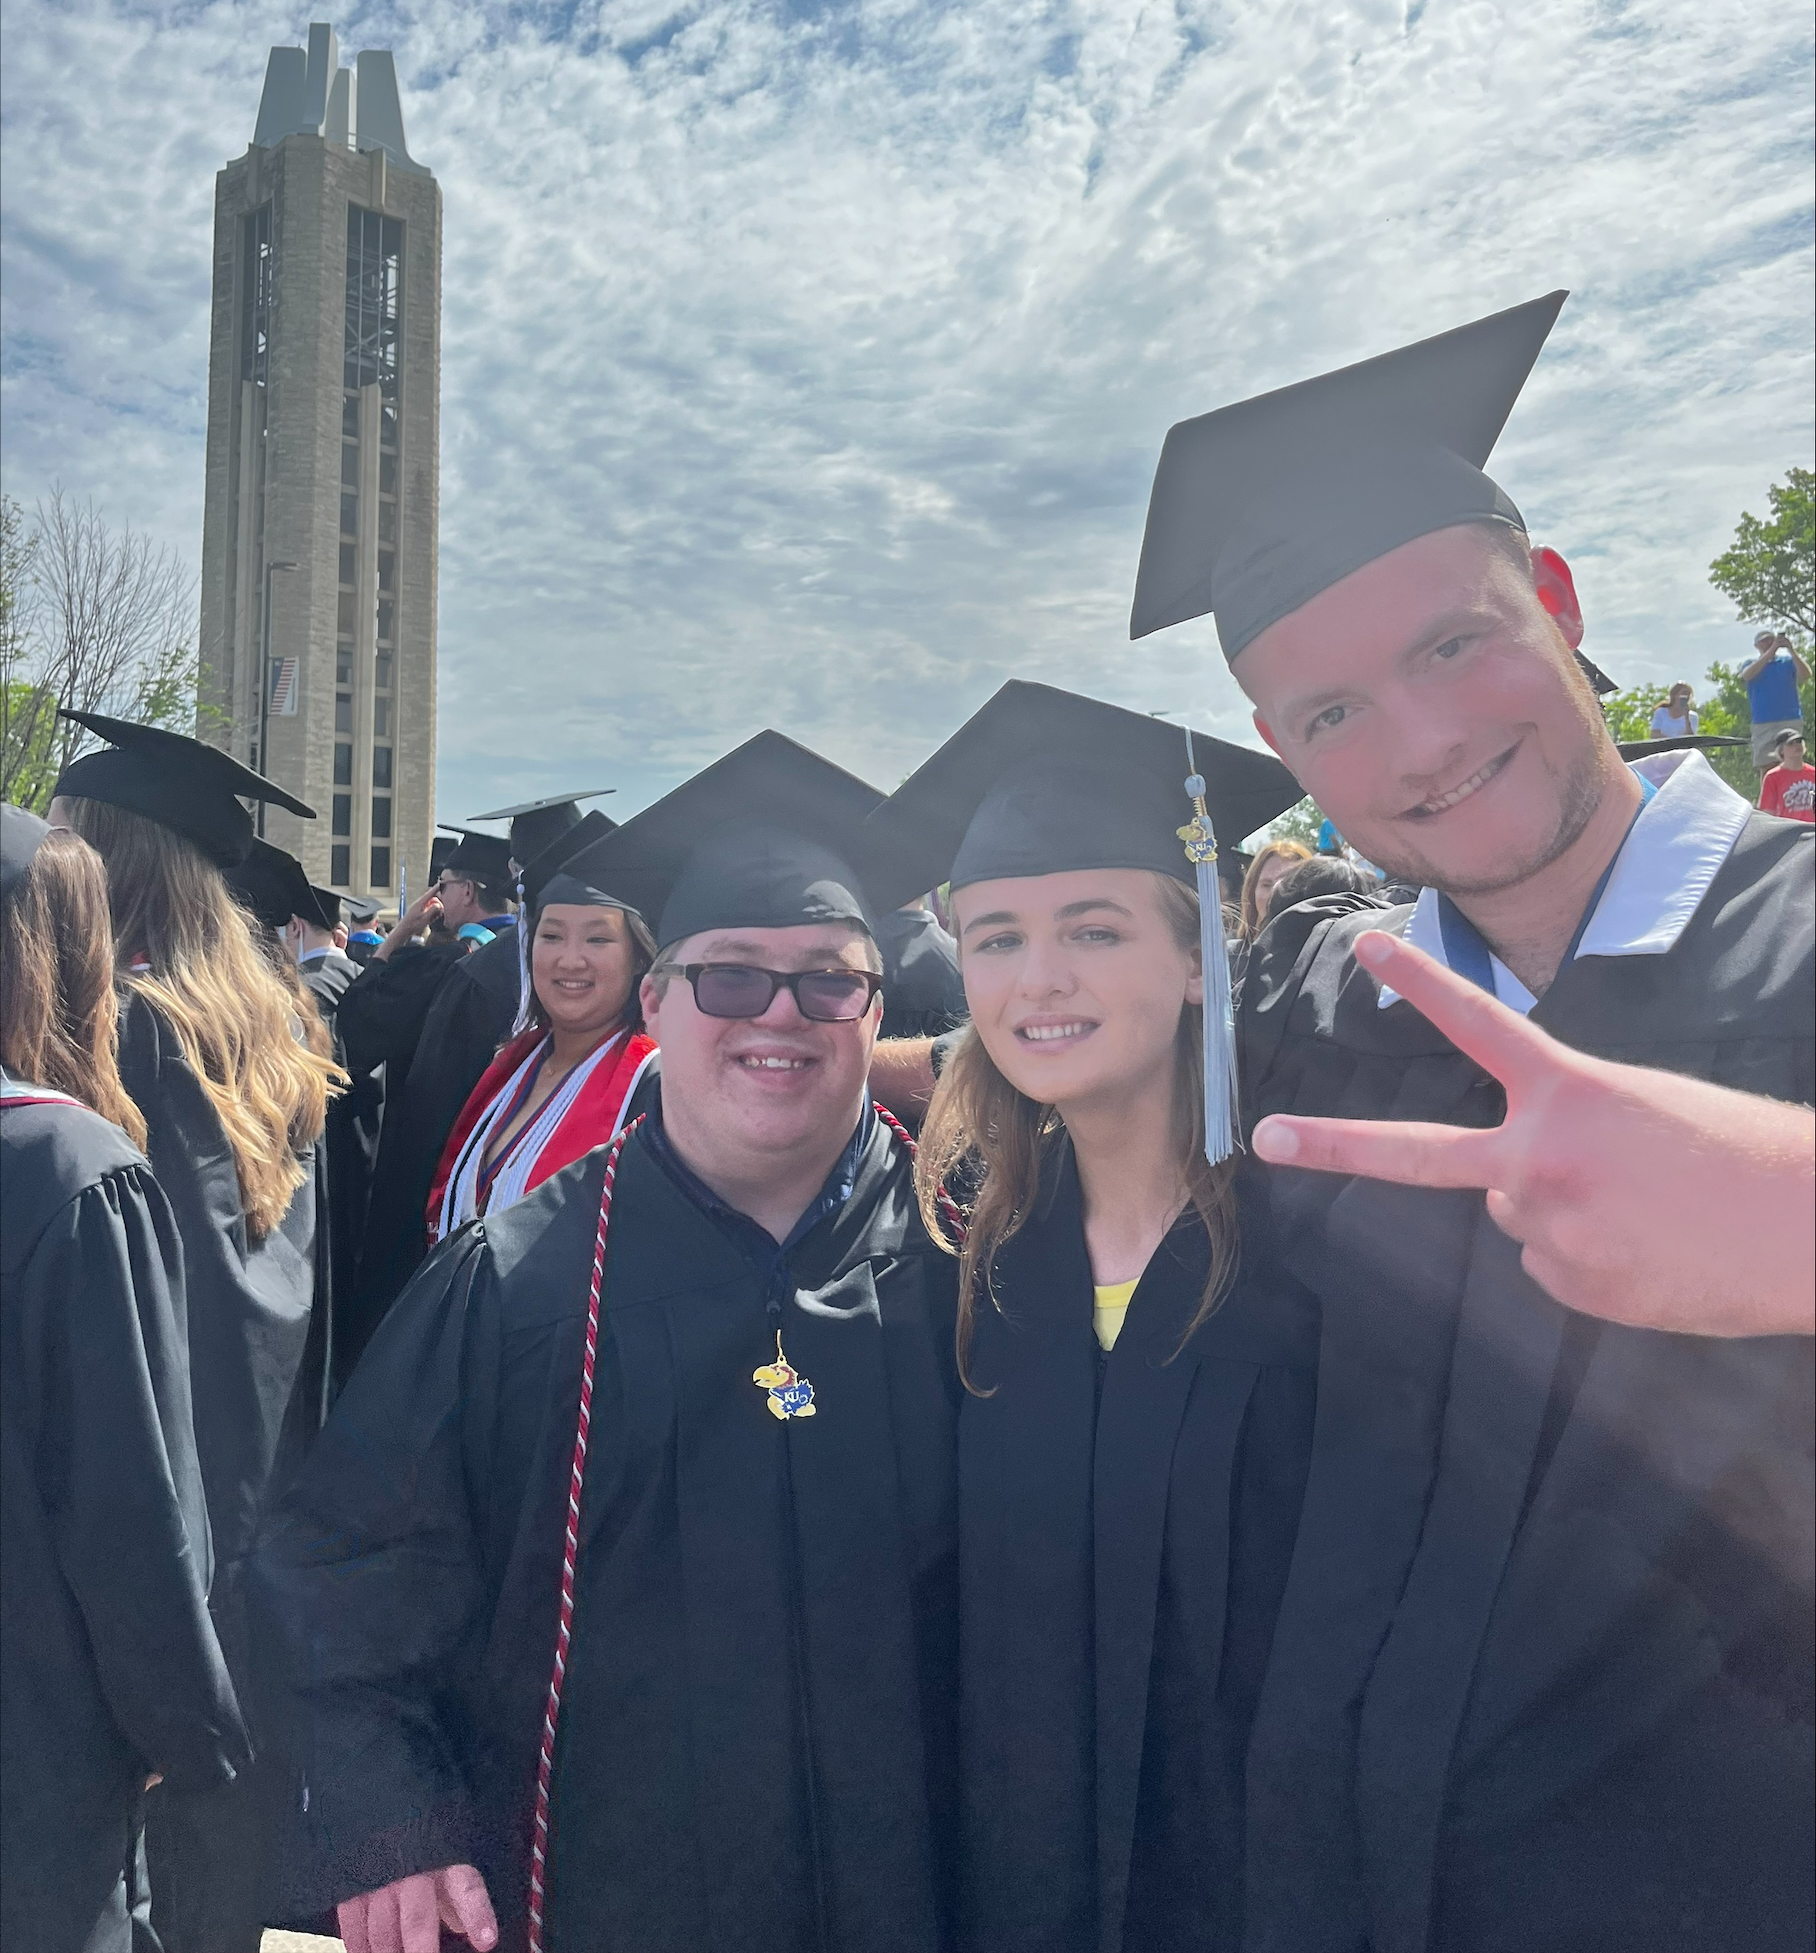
[1180,736,1240,1165]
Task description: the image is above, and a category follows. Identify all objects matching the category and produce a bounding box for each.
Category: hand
[337,1864,498,1953]
[376,890,443,961]
[1251,932,1815,1338]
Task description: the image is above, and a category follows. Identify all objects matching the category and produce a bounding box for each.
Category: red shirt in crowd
[1758,761,1815,823]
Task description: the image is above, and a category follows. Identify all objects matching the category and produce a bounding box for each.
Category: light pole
[257,559,297,834]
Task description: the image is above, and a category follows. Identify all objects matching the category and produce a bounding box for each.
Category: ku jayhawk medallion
[753,1332,817,1420]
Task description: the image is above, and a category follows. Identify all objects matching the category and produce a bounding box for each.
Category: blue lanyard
[1435,773,1657,998]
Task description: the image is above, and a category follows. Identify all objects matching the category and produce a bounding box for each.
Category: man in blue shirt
[1739,629,1810,767]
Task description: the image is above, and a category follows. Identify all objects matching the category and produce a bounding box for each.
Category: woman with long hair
[48,711,341,1953]
[864,682,1313,1953]
[1238,836,1311,939]
[426,846,658,1242]
[1,804,247,1953]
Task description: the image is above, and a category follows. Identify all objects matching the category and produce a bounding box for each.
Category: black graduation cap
[428,834,460,881]
[519,810,633,915]
[860,682,1303,912]
[561,732,883,951]
[435,824,514,888]
[1577,651,1619,698]
[1,802,51,905]
[467,789,617,869]
[1615,732,1747,761]
[52,711,315,869]
[1129,291,1568,660]
[344,895,383,927]
[226,840,339,932]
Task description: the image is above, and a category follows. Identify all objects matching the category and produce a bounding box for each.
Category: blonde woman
[49,712,340,1953]
[863,682,1309,1953]
[2,805,249,1953]
[1238,836,1311,939]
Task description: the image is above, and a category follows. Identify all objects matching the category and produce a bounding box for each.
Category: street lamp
[257,559,297,835]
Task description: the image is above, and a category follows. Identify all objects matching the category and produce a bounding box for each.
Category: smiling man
[1126,293,1814,1952]
[255,733,962,1953]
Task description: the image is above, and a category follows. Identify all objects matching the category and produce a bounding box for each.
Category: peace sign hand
[1251,931,1814,1338]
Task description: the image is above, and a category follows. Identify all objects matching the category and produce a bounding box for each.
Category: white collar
[1378,751,1752,1016]
[297,946,332,965]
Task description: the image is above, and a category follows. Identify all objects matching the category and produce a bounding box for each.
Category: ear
[1252,711,1283,756]
[638,973,664,1036]
[1530,545,1584,649]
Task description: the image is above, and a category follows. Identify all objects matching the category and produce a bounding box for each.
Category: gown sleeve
[335,945,456,1079]
[252,1230,494,1909]
[27,1165,249,1792]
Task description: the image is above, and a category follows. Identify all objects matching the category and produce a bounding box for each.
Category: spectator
[1648,682,1698,738]
[1758,729,1814,824]
[1314,813,1344,855]
[1239,838,1312,939]
[1739,631,1810,769]
[1263,853,1378,922]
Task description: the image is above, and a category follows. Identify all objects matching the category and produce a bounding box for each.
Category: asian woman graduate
[861,682,1307,1953]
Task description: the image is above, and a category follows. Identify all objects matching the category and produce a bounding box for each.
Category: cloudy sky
[2,0,1810,827]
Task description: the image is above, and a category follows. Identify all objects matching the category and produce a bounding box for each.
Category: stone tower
[198,22,439,902]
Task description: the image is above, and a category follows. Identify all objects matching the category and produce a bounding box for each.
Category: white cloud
[3,0,1810,820]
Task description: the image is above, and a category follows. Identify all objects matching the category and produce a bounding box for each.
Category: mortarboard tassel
[511,867,535,1036]
[1179,731,1239,1164]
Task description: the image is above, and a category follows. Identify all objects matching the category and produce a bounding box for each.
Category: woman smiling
[863,682,1308,1953]
[428,850,658,1244]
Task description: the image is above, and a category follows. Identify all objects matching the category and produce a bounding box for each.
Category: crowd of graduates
[3,291,1812,1953]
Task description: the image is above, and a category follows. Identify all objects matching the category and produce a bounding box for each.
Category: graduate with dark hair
[256,735,962,1953]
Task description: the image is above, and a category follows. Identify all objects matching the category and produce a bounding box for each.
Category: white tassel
[511,868,534,1035]
[1181,734,1239,1165]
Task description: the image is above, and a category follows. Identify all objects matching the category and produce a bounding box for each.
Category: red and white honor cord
[525,1102,964,1952]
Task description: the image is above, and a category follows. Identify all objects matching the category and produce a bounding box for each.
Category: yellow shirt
[1093,1279,1139,1352]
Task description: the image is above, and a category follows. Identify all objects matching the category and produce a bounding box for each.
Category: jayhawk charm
[753,1333,817,1420]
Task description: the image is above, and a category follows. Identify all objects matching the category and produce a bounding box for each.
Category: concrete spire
[251,21,427,173]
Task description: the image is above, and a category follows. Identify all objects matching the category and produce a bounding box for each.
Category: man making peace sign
[1131,292,1812,1951]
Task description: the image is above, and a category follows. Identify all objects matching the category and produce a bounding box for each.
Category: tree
[0,490,203,811]
[1602,670,1762,801]
[1708,467,1815,639]
[1250,795,1326,851]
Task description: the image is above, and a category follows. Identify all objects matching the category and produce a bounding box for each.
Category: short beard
[1368,734,1613,899]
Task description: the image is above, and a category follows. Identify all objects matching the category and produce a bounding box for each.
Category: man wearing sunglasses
[256,733,962,1953]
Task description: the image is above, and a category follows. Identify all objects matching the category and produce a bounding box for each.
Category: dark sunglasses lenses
[690,966,876,1021]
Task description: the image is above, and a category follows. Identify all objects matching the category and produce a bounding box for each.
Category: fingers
[338,1896,372,1953]
[440,1864,501,1949]
[396,1873,442,1953]
[1252,1110,1505,1192]
[365,1885,402,1953]
[1356,932,1551,1092]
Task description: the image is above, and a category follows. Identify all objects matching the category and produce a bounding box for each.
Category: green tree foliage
[1709,468,1815,638]
[1251,795,1326,851]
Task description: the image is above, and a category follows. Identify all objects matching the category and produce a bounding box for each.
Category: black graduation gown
[959,1141,1317,1953]
[876,907,970,1041]
[255,1112,962,1953]
[1237,812,1815,1953]
[1,1092,248,1953]
[341,926,521,1374]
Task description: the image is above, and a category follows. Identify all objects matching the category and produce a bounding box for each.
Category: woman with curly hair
[50,712,341,1953]
[2,803,247,1953]
[1237,835,1312,939]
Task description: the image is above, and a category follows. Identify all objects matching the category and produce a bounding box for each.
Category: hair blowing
[913,873,1238,1389]
[1,828,147,1148]
[62,798,341,1239]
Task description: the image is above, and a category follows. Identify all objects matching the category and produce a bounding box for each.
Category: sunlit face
[641,922,881,1166]
[435,872,485,929]
[532,904,641,1041]
[1250,853,1299,922]
[1237,525,1614,899]
[953,869,1200,1117]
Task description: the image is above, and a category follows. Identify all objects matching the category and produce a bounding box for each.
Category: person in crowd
[2,804,249,1953]
[1647,679,1698,738]
[1264,852,1380,920]
[48,712,343,1953]
[1121,288,1813,1947]
[337,806,608,1378]
[426,826,658,1242]
[1739,629,1810,770]
[861,683,1301,1952]
[1758,726,1814,822]
[1238,837,1311,938]
[874,892,970,1038]
[343,896,384,963]
[256,734,965,1953]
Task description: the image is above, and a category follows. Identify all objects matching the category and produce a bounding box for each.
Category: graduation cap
[467,788,617,869]
[1,802,51,905]
[344,895,384,927]
[1615,732,1748,762]
[1130,291,1568,660]
[1577,651,1619,698]
[861,683,1303,1163]
[435,824,514,888]
[227,839,339,933]
[428,833,461,881]
[53,711,315,869]
[561,732,883,952]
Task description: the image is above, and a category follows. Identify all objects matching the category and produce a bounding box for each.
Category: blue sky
[2,0,1811,823]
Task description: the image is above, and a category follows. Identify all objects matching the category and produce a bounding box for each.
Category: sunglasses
[677,963,884,1023]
